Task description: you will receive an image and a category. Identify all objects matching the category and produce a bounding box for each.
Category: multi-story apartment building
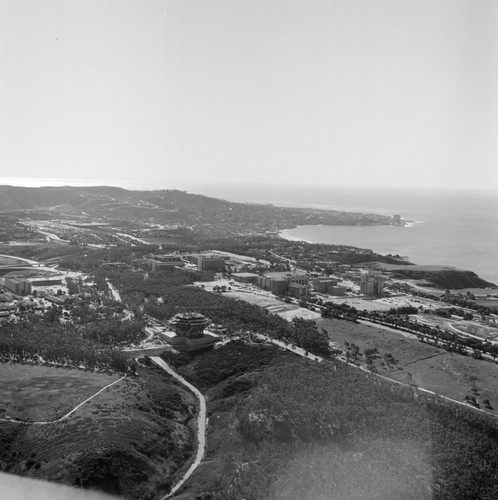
[360,273,385,297]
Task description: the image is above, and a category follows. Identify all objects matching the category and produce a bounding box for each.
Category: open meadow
[225,289,321,320]
[0,364,119,421]
[0,255,26,266]
[318,317,498,415]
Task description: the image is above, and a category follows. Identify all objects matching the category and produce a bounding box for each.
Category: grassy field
[323,296,392,312]
[0,364,119,421]
[225,290,321,320]
[0,255,27,266]
[318,317,498,414]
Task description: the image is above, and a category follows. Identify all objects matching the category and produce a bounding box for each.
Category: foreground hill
[0,363,197,499]
[160,340,498,500]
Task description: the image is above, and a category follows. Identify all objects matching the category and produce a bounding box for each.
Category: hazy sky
[1,0,497,190]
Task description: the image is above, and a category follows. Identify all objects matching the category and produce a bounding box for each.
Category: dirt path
[0,375,126,425]
[255,333,323,362]
[150,357,207,499]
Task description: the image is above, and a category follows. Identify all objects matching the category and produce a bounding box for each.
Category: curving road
[150,357,207,499]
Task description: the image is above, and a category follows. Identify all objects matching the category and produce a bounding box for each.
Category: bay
[182,182,498,286]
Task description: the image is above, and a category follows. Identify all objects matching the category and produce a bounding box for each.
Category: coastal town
[2,239,498,401]
[2,185,498,499]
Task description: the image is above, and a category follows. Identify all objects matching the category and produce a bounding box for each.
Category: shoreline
[278,224,497,288]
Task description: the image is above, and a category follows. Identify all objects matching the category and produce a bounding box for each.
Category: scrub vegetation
[164,343,498,500]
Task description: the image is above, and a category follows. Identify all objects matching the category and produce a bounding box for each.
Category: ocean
[2,178,497,286]
[182,183,498,286]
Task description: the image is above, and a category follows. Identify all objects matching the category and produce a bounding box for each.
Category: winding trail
[150,357,207,499]
[0,376,126,425]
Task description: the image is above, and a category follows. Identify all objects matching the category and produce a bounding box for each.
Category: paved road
[151,357,207,499]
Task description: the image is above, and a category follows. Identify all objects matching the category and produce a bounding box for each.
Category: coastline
[279,224,498,287]
[279,228,313,243]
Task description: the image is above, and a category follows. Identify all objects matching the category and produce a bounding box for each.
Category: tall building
[360,273,385,297]
[270,278,289,295]
[288,282,308,298]
[312,277,339,294]
[4,277,31,295]
[257,272,309,296]
[197,255,226,272]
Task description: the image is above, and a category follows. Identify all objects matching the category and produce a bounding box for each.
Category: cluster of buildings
[135,252,386,300]
[256,272,310,298]
[312,277,348,296]
[231,270,385,299]
[186,254,227,272]
[2,276,63,296]
[139,253,228,273]
[142,254,185,271]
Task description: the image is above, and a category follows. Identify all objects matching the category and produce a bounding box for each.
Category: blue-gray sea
[2,178,497,286]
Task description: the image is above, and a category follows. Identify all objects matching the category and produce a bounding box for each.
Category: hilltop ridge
[0,185,396,238]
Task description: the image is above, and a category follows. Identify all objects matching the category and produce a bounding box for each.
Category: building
[166,312,219,351]
[197,255,226,272]
[4,277,31,295]
[185,254,202,265]
[142,254,184,271]
[231,272,259,284]
[288,282,308,298]
[152,254,184,264]
[360,273,385,297]
[186,254,227,272]
[270,278,289,296]
[290,274,309,286]
[312,277,339,294]
[257,272,309,296]
[46,294,73,306]
[170,312,209,338]
[29,277,63,287]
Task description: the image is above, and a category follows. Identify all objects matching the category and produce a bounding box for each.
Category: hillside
[367,263,496,289]
[0,363,197,499]
[160,340,498,500]
[0,185,229,212]
[0,185,395,239]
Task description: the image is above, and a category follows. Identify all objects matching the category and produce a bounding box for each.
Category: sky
[0,0,497,191]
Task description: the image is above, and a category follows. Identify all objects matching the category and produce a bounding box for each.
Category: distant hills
[0,185,395,238]
[0,185,230,212]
